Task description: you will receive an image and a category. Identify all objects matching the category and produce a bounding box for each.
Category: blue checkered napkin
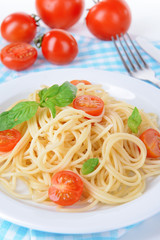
[1,29,160,84]
[0,219,136,240]
[0,30,160,240]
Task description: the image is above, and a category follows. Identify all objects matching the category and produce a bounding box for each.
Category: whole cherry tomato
[0,129,21,152]
[0,43,37,71]
[48,170,83,206]
[73,95,104,116]
[86,0,131,40]
[36,29,78,65]
[140,128,160,158]
[1,13,38,43]
[35,0,84,29]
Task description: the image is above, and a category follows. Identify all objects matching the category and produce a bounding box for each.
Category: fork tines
[112,33,149,74]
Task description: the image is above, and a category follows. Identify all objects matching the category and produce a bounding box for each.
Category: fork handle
[148,77,160,88]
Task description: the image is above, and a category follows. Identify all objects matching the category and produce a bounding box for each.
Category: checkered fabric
[0,28,160,239]
[1,28,160,83]
[0,219,137,240]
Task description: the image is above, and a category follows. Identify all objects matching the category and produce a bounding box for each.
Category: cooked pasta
[0,81,160,212]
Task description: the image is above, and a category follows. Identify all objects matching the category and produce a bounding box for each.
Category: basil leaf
[127,107,142,133]
[39,82,76,108]
[0,111,14,131]
[53,81,77,107]
[39,84,59,102]
[0,101,39,131]
[43,100,56,118]
[0,82,77,131]
[81,158,99,175]
[38,88,47,102]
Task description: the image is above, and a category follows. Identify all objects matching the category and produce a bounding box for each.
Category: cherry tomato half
[0,129,21,152]
[48,170,83,206]
[41,29,78,65]
[70,80,91,85]
[140,128,160,158]
[73,95,104,116]
[0,43,37,71]
[86,0,131,40]
[1,13,37,43]
[36,0,84,29]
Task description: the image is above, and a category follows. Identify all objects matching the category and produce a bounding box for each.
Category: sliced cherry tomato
[70,80,92,85]
[48,170,83,206]
[0,43,37,71]
[1,13,37,43]
[73,95,104,116]
[86,0,131,40]
[140,128,160,158]
[40,29,78,65]
[36,0,84,29]
[0,129,21,152]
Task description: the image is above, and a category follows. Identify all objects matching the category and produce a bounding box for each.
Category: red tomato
[41,29,78,65]
[73,95,104,116]
[70,80,92,85]
[0,43,37,71]
[36,0,84,29]
[140,128,160,158]
[48,170,83,206]
[1,13,37,43]
[0,129,21,152]
[86,0,132,40]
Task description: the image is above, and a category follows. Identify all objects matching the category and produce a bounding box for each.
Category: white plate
[0,68,160,234]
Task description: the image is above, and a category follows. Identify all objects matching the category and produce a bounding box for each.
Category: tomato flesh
[0,129,21,152]
[0,43,37,71]
[48,171,83,206]
[140,128,160,158]
[1,13,37,43]
[86,0,131,40]
[41,29,78,65]
[73,95,104,116]
[70,80,91,85]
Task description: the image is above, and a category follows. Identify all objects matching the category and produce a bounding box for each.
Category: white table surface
[0,0,160,239]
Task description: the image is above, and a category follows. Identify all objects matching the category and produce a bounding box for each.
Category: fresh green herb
[42,100,56,118]
[39,84,59,103]
[81,158,99,175]
[0,81,77,131]
[127,107,142,133]
[0,101,39,131]
[38,88,48,102]
[39,81,77,108]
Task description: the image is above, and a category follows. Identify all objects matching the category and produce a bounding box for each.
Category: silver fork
[112,33,160,88]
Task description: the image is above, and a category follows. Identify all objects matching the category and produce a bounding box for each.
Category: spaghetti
[0,81,160,211]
